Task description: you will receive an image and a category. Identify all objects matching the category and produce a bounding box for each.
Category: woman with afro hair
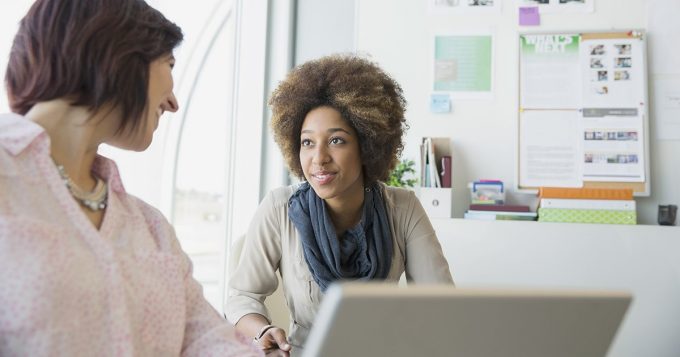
[226,54,453,352]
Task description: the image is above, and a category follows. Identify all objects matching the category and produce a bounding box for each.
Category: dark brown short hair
[269,54,408,185]
[5,0,183,132]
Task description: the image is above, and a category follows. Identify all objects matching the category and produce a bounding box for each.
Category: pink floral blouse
[0,113,261,356]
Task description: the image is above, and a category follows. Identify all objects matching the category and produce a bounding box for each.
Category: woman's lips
[312,172,336,185]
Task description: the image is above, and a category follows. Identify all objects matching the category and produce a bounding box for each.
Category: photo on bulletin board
[428,0,502,15]
[516,0,594,13]
[517,31,650,195]
[432,31,495,99]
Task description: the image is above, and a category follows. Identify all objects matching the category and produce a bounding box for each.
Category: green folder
[538,208,636,225]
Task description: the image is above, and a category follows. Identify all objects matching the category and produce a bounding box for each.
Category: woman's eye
[301,139,312,146]
[330,137,345,145]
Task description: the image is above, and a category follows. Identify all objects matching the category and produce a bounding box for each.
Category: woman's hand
[256,326,291,351]
[264,349,290,357]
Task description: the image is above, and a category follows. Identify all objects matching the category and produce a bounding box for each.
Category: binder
[538,187,634,200]
[538,208,636,225]
[427,138,441,188]
[540,198,636,211]
[440,156,452,188]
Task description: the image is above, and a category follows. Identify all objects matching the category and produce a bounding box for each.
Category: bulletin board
[517,31,650,196]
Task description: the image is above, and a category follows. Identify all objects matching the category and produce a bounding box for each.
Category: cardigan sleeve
[224,190,283,325]
[400,190,454,285]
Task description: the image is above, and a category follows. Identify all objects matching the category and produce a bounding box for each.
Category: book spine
[540,198,636,211]
[538,208,636,225]
[538,187,634,200]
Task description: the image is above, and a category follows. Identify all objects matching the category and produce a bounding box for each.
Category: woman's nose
[312,145,331,165]
[161,92,179,113]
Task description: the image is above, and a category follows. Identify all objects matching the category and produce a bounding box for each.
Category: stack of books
[464,204,538,221]
[537,187,636,225]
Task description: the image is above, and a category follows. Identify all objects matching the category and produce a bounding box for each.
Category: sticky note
[519,7,540,26]
[430,94,451,113]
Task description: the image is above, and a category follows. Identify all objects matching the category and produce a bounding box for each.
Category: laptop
[299,283,631,357]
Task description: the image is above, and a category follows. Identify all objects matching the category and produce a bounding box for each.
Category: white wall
[351,0,679,225]
[294,0,356,65]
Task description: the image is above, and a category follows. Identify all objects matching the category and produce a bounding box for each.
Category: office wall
[295,0,679,225]
[294,0,356,65]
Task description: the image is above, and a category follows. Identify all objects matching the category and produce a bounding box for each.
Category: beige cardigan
[225,183,453,346]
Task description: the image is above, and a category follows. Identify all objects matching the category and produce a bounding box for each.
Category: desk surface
[431,218,680,357]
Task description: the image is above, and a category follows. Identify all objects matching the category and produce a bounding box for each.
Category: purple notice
[519,7,540,26]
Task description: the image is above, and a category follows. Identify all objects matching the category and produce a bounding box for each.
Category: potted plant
[387,159,417,188]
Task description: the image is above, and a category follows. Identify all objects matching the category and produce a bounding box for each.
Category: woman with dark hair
[0,0,260,355]
[226,54,453,352]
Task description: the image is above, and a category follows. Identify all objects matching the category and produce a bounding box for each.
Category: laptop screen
[299,283,631,357]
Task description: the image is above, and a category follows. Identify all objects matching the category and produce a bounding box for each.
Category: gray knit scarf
[288,182,393,292]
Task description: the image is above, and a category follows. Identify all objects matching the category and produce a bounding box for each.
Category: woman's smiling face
[299,106,364,201]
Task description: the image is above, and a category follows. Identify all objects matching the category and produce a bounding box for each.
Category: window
[0,1,34,112]
[1,0,271,314]
[169,0,236,309]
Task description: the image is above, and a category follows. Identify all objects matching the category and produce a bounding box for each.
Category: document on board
[648,0,680,75]
[648,0,680,140]
[581,108,645,182]
[519,110,582,188]
[653,76,680,140]
[580,37,645,108]
[520,34,581,109]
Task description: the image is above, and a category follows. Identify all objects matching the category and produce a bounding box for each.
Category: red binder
[440,156,452,188]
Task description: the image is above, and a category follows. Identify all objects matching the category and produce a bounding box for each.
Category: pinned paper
[519,7,540,26]
[430,93,452,113]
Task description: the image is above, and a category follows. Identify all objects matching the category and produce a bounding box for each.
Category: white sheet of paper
[653,76,680,140]
[581,108,646,182]
[580,37,645,109]
[516,0,594,13]
[520,34,581,109]
[647,0,680,75]
[519,110,582,188]
[429,0,502,15]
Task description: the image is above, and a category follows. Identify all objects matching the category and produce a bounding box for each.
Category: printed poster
[433,33,494,99]
[520,34,581,109]
[516,0,594,13]
[429,0,501,14]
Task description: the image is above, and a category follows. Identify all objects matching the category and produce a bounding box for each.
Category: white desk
[432,218,680,357]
